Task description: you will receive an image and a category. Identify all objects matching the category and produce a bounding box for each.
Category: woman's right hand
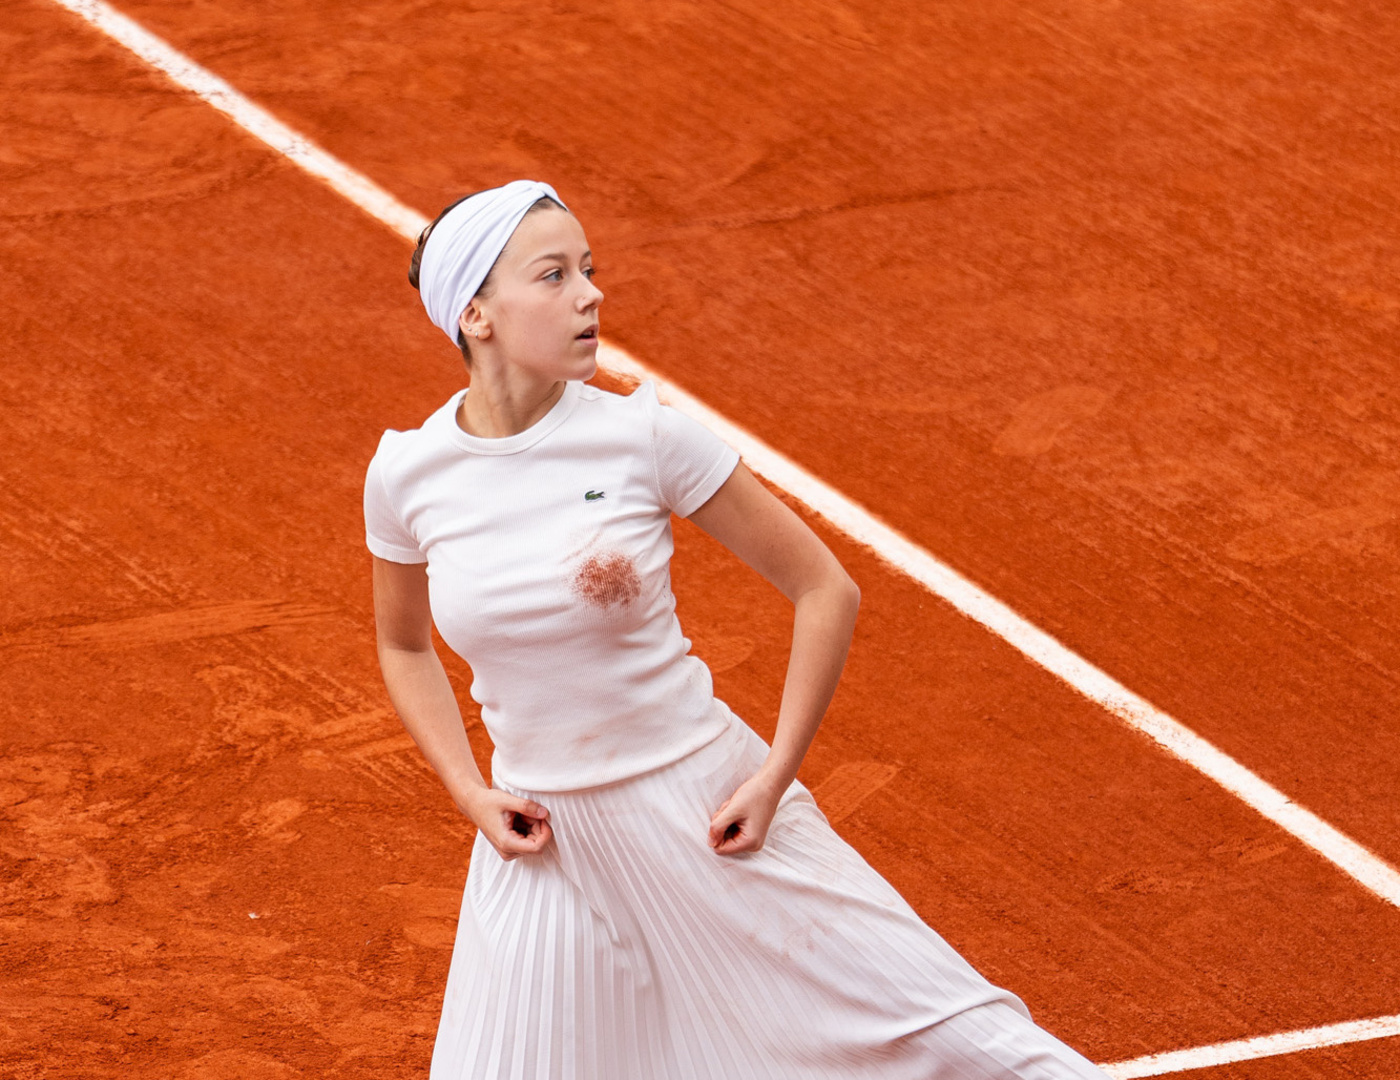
[464,787,553,860]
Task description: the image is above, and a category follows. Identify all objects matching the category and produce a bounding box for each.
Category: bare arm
[371,555,552,858]
[685,461,861,853]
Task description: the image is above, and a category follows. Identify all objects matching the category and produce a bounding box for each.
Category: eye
[583,266,597,279]
[544,268,564,282]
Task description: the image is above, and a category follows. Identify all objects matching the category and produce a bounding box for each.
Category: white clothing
[364,379,1110,1079]
[363,379,740,791]
[432,709,1109,1080]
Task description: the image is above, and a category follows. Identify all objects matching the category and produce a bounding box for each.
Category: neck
[456,360,567,439]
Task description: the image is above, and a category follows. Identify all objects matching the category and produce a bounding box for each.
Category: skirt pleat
[430,707,1109,1080]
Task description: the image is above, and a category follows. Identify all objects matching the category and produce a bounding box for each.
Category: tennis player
[364,179,1109,1079]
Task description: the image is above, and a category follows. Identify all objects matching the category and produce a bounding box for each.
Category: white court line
[1101,1013,1400,1078]
[45,0,1400,1071]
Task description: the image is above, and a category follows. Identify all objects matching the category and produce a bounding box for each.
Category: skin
[373,206,861,861]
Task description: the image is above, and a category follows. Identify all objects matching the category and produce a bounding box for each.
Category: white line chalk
[1101,1012,1400,1077]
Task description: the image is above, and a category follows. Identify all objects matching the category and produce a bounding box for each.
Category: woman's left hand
[708,773,786,856]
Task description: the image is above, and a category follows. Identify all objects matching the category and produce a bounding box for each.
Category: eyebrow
[528,250,592,265]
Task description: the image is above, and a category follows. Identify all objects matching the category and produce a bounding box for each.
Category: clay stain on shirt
[572,551,641,608]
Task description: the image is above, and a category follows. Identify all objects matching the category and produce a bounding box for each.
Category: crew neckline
[443,379,583,456]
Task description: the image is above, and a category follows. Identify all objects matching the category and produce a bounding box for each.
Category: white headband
[418,179,568,346]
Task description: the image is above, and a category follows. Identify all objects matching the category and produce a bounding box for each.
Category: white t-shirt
[363,379,743,792]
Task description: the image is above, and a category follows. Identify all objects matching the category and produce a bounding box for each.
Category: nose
[579,276,604,308]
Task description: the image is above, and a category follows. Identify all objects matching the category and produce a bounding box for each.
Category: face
[461,208,604,381]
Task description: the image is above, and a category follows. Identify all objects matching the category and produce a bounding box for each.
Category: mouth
[576,325,598,341]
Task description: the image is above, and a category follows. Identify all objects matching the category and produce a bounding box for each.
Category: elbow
[811,553,859,613]
[834,566,861,615]
[790,561,861,612]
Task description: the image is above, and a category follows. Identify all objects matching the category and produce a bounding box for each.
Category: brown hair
[409,192,566,366]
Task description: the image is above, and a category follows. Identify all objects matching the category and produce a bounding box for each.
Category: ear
[459,302,492,342]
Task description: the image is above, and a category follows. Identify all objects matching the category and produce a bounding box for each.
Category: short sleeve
[363,438,427,564]
[647,386,741,517]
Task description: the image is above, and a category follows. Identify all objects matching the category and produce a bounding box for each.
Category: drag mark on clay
[813,761,901,825]
[992,385,1110,457]
[572,551,641,608]
[1225,501,1397,565]
[0,600,337,652]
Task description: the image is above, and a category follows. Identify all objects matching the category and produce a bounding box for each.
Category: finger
[524,819,553,847]
[707,808,733,847]
[500,818,552,853]
[715,826,763,856]
[505,796,550,821]
[708,807,744,848]
[500,808,526,837]
[497,835,533,856]
[506,807,556,838]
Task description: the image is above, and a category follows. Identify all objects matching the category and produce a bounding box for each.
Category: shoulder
[365,389,464,489]
[575,379,732,457]
[575,378,663,416]
[568,379,667,444]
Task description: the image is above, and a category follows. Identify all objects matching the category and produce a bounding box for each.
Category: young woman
[364,179,1109,1079]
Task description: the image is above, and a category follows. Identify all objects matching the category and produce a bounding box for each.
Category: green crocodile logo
[585,490,606,501]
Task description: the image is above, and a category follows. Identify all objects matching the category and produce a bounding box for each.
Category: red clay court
[3,0,1399,1076]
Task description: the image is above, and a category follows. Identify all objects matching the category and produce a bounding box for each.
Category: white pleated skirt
[430,706,1108,1080]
